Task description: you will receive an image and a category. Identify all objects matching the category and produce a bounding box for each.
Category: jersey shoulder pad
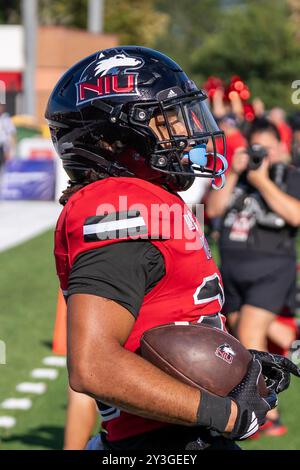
[64,177,183,264]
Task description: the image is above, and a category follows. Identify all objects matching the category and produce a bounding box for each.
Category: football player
[46,47,299,450]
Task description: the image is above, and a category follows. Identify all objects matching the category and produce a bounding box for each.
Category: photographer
[206,118,300,434]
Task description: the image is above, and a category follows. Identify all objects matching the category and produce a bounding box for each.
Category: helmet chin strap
[186,145,228,190]
[70,147,135,177]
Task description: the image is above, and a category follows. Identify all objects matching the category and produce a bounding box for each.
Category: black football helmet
[45,46,227,192]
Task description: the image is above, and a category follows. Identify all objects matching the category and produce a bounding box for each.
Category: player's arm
[66,242,275,439]
[67,293,237,430]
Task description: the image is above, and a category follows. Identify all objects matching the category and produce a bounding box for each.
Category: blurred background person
[289,111,300,169]
[252,98,266,119]
[217,113,247,169]
[52,290,98,449]
[64,386,97,449]
[268,107,293,160]
[206,118,300,436]
[0,104,15,173]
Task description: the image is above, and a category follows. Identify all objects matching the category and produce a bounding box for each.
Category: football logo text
[215,343,236,365]
[76,50,144,105]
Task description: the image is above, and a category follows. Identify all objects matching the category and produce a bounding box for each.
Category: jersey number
[193,273,224,309]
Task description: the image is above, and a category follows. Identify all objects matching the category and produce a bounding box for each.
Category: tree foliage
[105,0,168,47]
[190,0,300,109]
[0,0,20,23]
[0,0,168,46]
[0,0,299,109]
[39,0,87,28]
[154,0,222,73]
[39,0,168,46]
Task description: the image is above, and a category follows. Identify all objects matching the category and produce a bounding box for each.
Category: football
[140,323,268,397]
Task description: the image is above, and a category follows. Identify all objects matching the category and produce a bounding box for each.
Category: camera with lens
[247,144,268,171]
[245,144,288,187]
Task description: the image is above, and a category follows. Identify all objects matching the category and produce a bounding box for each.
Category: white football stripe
[1,398,32,410]
[31,368,58,380]
[0,416,17,428]
[16,382,47,394]
[42,356,66,367]
[84,216,146,235]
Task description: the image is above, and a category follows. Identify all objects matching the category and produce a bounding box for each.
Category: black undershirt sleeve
[68,241,165,318]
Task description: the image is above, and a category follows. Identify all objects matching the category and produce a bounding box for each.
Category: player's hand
[249,350,300,393]
[226,358,277,440]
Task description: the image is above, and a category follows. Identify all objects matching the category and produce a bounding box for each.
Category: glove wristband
[196,390,232,433]
[228,400,245,439]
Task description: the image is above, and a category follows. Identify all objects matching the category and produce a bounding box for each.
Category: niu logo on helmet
[76,50,144,105]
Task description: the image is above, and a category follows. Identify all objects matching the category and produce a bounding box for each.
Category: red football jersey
[54,177,224,441]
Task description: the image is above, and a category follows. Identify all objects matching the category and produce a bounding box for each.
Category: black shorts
[220,250,297,316]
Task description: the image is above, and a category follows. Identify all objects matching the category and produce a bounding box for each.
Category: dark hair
[59,169,109,206]
[247,118,281,142]
[288,111,300,131]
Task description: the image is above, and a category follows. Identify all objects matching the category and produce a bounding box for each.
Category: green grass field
[0,230,299,450]
[0,231,67,449]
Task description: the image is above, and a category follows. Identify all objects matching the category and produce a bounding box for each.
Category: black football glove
[249,350,300,394]
[226,358,277,440]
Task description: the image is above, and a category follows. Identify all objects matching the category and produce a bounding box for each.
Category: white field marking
[16,382,47,394]
[42,356,66,367]
[0,201,61,252]
[0,416,16,428]
[1,398,32,410]
[31,368,58,380]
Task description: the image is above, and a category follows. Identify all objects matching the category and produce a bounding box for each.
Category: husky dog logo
[76,50,144,106]
[94,52,143,77]
[215,343,236,365]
